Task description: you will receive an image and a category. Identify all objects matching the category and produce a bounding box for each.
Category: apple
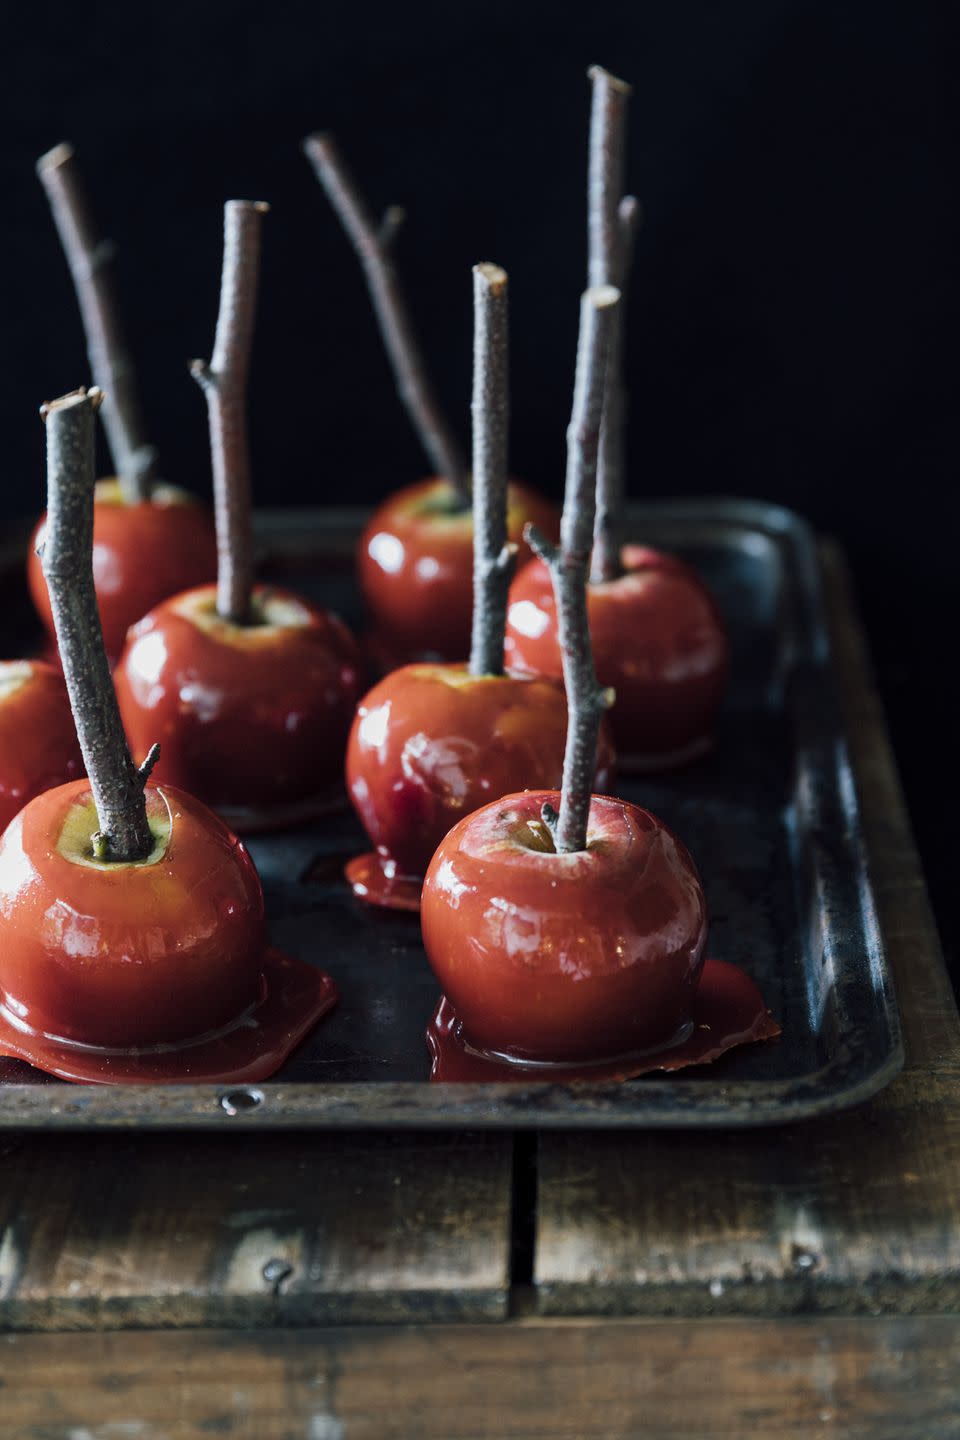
[360,476,560,664]
[28,479,218,661]
[0,661,83,829]
[114,583,362,829]
[345,665,616,911]
[505,544,728,768]
[0,780,337,1083]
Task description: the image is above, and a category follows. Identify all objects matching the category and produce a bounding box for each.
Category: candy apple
[116,583,361,825]
[345,662,614,909]
[505,544,728,768]
[0,660,82,829]
[359,476,559,663]
[114,200,362,829]
[28,481,217,659]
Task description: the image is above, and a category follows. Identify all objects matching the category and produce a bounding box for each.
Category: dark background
[4,1,957,976]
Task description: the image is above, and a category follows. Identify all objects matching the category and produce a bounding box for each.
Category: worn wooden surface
[0,1132,512,1329]
[1,1316,958,1439]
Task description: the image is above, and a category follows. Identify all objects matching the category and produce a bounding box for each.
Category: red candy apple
[0,660,82,830]
[304,137,559,663]
[345,662,614,908]
[423,788,707,1063]
[115,199,362,829]
[28,481,217,660]
[359,476,559,662]
[505,544,728,768]
[116,584,361,823]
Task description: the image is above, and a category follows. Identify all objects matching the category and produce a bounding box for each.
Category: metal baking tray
[0,498,903,1128]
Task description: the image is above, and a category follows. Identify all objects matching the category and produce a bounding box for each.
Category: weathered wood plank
[534,547,960,1317]
[0,1132,512,1329]
[0,1317,957,1439]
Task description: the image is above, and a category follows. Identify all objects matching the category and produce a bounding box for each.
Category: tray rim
[0,497,905,1130]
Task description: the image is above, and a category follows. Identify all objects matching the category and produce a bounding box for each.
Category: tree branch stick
[469,263,513,676]
[526,284,620,854]
[593,194,642,582]
[36,143,156,504]
[40,389,155,862]
[190,200,268,624]
[303,134,469,502]
[586,66,634,583]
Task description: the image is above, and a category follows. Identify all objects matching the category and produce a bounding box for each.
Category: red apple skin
[114,584,362,813]
[28,480,218,660]
[359,476,560,662]
[421,789,707,1063]
[0,781,264,1050]
[505,545,729,764]
[346,664,616,879]
[0,661,83,830]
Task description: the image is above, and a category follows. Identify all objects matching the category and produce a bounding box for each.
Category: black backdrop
[5,0,957,972]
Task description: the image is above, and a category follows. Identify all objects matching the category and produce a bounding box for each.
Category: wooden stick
[302,134,469,503]
[469,263,514,676]
[526,285,620,854]
[586,66,635,583]
[592,194,641,582]
[40,389,156,862]
[36,144,156,504]
[190,201,268,624]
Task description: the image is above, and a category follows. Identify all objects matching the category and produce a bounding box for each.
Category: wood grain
[0,1317,957,1439]
[0,1131,512,1329]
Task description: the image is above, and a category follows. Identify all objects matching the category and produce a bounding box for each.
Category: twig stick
[526,285,620,854]
[303,134,469,502]
[36,144,156,504]
[40,389,155,862]
[469,263,514,676]
[593,195,641,582]
[190,201,268,624]
[586,66,634,583]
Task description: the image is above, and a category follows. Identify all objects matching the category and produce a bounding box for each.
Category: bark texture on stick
[592,195,641,583]
[36,144,156,504]
[526,285,620,854]
[40,389,155,863]
[303,134,469,502]
[586,66,635,583]
[469,263,513,676]
[190,201,268,625]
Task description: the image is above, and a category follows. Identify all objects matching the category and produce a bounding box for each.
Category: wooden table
[1,545,957,1439]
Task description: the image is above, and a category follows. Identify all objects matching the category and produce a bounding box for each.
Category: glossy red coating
[0,662,82,830]
[345,665,616,906]
[115,584,362,824]
[505,545,729,768]
[0,780,337,1083]
[421,790,708,1063]
[28,480,218,660]
[427,958,780,1081]
[359,476,560,662]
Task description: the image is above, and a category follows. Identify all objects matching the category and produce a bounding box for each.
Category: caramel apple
[0,389,336,1085]
[29,144,216,659]
[345,264,613,911]
[303,135,560,662]
[114,201,362,830]
[505,68,728,768]
[422,285,778,1081]
[0,660,82,829]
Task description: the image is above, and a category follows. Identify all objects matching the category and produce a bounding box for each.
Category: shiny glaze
[115,584,362,821]
[427,957,780,1081]
[28,480,217,659]
[360,476,560,662]
[505,545,729,768]
[345,665,616,905]
[421,790,708,1063]
[0,780,337,1083]
[0,662,82,830]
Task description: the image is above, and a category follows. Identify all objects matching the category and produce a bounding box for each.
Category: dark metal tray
[0,498,902,1128]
